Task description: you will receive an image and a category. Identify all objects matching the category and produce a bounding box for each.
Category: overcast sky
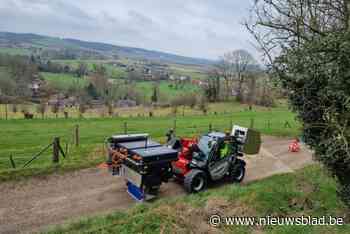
[0,0,257,60]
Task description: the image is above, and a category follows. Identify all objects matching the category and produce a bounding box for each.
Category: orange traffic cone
[289,138,300,152]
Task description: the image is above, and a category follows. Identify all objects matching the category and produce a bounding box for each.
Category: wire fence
[0,116,300,171]
[0,125,79,170]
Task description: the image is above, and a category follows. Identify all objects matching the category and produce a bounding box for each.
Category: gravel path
[0,136,314,234]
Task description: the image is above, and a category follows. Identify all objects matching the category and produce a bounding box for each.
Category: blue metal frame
[127,181,144,201]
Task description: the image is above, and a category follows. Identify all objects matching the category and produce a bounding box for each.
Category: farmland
[40,72,201,100]
[41,72,88,91]
[0,47,31,55]
[0,101,262,119]
[169,63,208,80]
[52,60,128,79]
[135,81,200,98]
[0,103,299,181]
[51,60,207,80]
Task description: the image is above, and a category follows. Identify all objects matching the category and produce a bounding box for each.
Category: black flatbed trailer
[106,134,178,201]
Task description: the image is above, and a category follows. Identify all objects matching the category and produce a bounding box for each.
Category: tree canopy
[247,0,350,205]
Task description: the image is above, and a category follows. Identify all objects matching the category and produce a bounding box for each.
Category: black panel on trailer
[110,134,148,144]
[130,146,178,163]
[117,140,162,150]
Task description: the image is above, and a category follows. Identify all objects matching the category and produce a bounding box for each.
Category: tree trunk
[215,76,220,101]
[236,73,244,102]
[347,1,350,31]
[5,104,8,120]
[248,76,257,106]
[225,78,230,100]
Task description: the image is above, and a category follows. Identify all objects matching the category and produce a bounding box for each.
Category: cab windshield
[195,136,215,160]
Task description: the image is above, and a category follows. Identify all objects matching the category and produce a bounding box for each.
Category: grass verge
[43,165,349,234]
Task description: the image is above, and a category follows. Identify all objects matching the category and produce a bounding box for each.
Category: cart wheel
[184,169,207,193]
[230,160,246,183]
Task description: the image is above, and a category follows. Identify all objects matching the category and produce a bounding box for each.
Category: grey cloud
[0,0,257,60]
[128,10,154,27]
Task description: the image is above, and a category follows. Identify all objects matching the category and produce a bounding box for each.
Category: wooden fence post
[9,155,16,168]
[5,104,8,120]
[75,124,80,147]
[209,123,212,132]
[284,121,291,128]
[53,137,60,163]
[250,118,255,129]
[65,142,69,156]
[124,122,128,134]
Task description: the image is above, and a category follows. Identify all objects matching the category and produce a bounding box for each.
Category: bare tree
[128,69,143,82]
[197,95,209,115]
[36,102,47,119]
[89,65,108,99]
[11,104,17,115]
[217,50,256,101]
[245,0,348,65]
[246,72,257,108]
[76,62,88,78]
[78,103,87,118]
[205,69,221,102]
[151,84,159,103]
[51,102,59,118]
[246,0,350,205]
[216,55,235,100]
[107,102,114,116]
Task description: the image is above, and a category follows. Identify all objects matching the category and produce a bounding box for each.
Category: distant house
[111,62,127,68]
[192,80,200,85]
[179,76,191,82]
[66,97,77,107]
[90,99,105,108]
[170,75,191,83]
[192,79,207,87]
[28,78,45,97]
[48,95,77,108]
[116,99,137,108]
[126,66,136,72]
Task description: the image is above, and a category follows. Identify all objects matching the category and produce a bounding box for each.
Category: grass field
[0,66,10,80]
[0,102,278,119]
[169,63,208,80]
[0,47,31,55]
[44,165,350,234]
[0,104,299,181]
[41,72,88,90]
[52,60,127,79]
[53,59,207,80]
[135,81,201,100]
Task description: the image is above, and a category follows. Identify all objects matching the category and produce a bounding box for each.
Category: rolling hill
[0,32,214,66]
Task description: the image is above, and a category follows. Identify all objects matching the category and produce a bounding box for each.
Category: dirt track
[0,136,314,234]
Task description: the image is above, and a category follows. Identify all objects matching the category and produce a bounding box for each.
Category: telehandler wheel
[230,159,246,183]
[184,169,207,193]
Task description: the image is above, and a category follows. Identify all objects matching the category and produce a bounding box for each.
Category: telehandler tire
[184,169,207,193]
